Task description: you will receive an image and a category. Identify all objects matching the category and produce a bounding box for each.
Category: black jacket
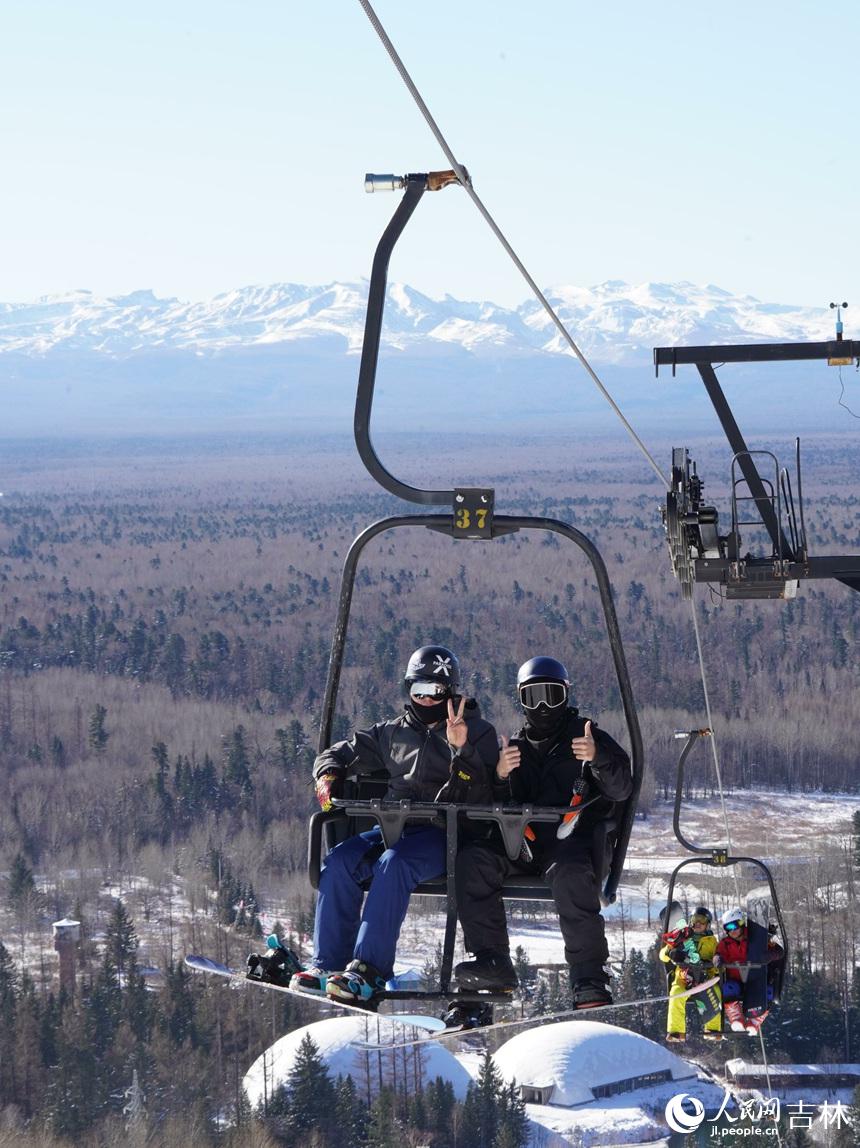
[494,708,632,851]
[313,698,498,804]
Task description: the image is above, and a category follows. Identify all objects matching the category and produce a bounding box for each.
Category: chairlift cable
[755,1026,784,1146]
[689,599,742,905]
[355,0,669,489]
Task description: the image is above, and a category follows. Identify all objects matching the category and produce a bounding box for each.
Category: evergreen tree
[530,976,549,1016]
[496,1080,529,1148]
[47,1003,100,1141]
[366,1085,401,1148]
[773,953,844,1061]
[105,898,139,977]
[0,942,18,1107]
[88,703,109,754]
[335,1074,367,1146]
[615,947,662,1039]
[6,852,40,914]
[50,735,66,768]
[424,1076,456,1148]
[458,1082,483,1148]
[473,1047,504,1148]
[269,1033,336,1139]
[160,961,198,1048]
[407,1085,427,1132]
[13,977,44,1117]
[152,741,170,795]
[512,945,531,994]
[87,951,123,1058]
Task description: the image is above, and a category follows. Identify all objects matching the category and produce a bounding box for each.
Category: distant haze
[0,281,853,437]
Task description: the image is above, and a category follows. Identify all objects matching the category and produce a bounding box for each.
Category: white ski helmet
[720,906,747,931]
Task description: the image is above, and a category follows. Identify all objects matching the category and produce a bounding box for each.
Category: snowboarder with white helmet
[452,656,632,1009]
[716,906,784,1034]
[290,644,498,1006]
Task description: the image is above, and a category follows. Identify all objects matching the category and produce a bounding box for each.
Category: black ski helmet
[405,645,460,691]
[691,906,712,926]
[517,657,570,690]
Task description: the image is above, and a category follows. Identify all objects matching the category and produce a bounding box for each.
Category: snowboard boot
[246,939,303,987]
[326,960,386,1007]
[442,1001,495,1030]
[745,1009,769,1036]
[724,1000,746,1032]
[454,950,517,992]
[665,1031,685,1043]
[572,978,613,1010]
[289,965,330,996]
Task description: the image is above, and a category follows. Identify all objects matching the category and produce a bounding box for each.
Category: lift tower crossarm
[654,339,860,371]
[654,335,860,596]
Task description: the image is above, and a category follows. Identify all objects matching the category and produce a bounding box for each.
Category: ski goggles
[409,680,450,699]
[690,914,711,928]
[724,921,744,932]
[518,681,568,710]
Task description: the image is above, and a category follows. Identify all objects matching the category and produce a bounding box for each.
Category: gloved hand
[315,771,344,812]
[669,946,687,965]
[435,763,475,804]
[711,954,722,967]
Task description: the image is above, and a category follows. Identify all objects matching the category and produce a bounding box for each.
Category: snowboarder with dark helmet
[453,655,632,1008]
[291,644,498,1006]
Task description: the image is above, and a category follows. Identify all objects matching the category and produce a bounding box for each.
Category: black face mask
[409,697,449,726]
[524,703,568,738]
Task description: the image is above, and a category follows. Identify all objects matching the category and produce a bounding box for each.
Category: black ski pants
[455,833,609,983]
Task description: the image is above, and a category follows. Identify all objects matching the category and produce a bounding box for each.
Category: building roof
[727,1058,860,1078]
[493,1021,694,1107]
[243,1015,473,1109]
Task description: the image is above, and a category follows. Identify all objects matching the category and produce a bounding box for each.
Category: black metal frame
[305,171,644,1004]
[661,730,787,1003]
[308,799,578,999]
[654,339,860,596]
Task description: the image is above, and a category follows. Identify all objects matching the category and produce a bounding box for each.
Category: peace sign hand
[446,696,468,749]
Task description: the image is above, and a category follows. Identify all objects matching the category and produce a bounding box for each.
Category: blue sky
[3,1,857,308]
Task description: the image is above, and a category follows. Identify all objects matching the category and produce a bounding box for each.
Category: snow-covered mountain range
[0,281,848,436]
[0,280,836,363]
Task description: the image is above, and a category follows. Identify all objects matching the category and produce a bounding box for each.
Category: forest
[1,429,860,1144]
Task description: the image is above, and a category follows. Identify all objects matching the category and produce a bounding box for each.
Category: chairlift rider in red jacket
[291,645,498,1006]
[454,656,632,1009]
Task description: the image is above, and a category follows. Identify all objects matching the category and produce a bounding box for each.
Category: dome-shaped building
[243,1015,473,1110]
[493,1020,696,1107]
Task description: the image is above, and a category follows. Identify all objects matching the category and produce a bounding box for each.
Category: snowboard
[185,953,718,1049]
[356,975,722,1049]
[185,954,447,1035]
[744,891,771,1012]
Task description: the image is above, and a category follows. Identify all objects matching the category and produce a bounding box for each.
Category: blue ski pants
[312,824,446,979]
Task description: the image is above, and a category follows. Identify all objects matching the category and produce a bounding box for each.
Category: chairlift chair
[306,171,644,1006]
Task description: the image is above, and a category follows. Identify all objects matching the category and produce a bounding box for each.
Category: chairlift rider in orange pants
[454,657,632,1009]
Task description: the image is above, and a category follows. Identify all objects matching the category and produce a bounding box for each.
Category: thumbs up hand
[496,735,521,780]
[571,720,596,763]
